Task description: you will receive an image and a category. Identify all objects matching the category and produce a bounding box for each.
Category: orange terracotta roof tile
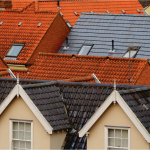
[37,0,144,26]
[0,56,8,68]
[136,63,150,85]
[5,53,148,85]
[0,2,58,64]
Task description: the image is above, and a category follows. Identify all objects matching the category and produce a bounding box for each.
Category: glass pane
[108,138,114,146]
[78,45,92,55]
[25,132,31,140]
[26,123,31,131]
[20,141,25,148]
[7,45,23,56]
[122,139,128,148]
[13,131,18,139]
[13,122,18,130]
[19,123,24,131]
[115,129,121,138]
[122,130,128,138]
[115,138,121,147]
[108,148,116,150]
[123,50,137,58]
[13,140,19,148]
[108,129,114,137]
[26,141,31,149]
[19,131,24,140]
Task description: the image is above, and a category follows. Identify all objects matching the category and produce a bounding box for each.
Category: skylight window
[123,46,140,58]
[78,44,93,55]
[4,43,25,60]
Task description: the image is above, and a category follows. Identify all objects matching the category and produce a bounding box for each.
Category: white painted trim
[0,84,53,134]
[104,126,130,150]
[79,90,150,143]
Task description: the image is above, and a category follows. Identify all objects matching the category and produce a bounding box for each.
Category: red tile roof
[37,0,144,26]
[0,2,59,64]
[6,53,148,85]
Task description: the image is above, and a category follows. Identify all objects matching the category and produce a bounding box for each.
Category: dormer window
[4,43,25,60]
[123,46,140,58]
[78,44,93,55]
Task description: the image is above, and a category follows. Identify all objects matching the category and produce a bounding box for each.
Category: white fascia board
[0,84,53,134]
[116,91,150,143]
[79,90,150,143]
[79,90,116,137]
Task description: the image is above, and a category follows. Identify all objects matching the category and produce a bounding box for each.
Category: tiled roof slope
[38,0,144,26]
[9,53,148,85]
[0,78,145,149]
[119,86,150,134]
[0,2,58,64]
[59,13,150,59]
[0,77,48,104]
[138,0,150,8]
[22,82,70,131]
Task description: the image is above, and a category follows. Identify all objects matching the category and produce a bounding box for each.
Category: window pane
[7,45,23,56]
[115,138,121,147]
[123,50,137,58]
[19,131,24,140]
[26,123,31,131]
[78,45,92,55]
[13,131,18,139]
[122,139,128,148]
[25,132,31,140]
[122,130,128,138]
[108,129,114,137]
[13,122,18,130]
[13,140,19,148]
[19,122,24,131]
[26,141,31,149]
[108,138,114,146]
[115,129,121,138]
[20,141,25,148]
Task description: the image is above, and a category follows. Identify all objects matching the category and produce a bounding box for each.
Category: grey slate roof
[23,82,71,131]
[119,86,150,134]
[59,13,150,59]
[0,78,148,149]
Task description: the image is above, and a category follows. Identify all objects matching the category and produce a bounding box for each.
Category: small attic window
[74,12,79,16]
[18,22,22,26]
[60,12,63,16]
[66,21,72,28]
[37,23,42,27]
[4,43,25,60]
[78,44,93,55]
[123,46,140,58]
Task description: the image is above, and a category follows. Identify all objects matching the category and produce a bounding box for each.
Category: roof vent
[18,22,22,26]
[57,1,61,9]
[106,10,110,13]
[60,12,63,16]
[90,11,93,13]
[137,9,140,13]
[122,10,125,14]
[37,23,42,27]
[0,21,3,25]
[63,37,69,49]
[74,12,79,16]
[66,21,72,28]
[109,40,115,53]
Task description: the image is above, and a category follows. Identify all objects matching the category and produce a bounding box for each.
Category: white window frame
[9,119,33,150]
[105,126,130,150]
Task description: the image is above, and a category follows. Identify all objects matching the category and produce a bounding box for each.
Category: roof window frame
[5,43,25,60]
[78,44,93,55]
[123,46,140,58]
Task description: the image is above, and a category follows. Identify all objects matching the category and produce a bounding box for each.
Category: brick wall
[27,13,70,64]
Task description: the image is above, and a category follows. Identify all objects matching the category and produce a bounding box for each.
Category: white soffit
[0,84,53,134]
[78,90,150,143]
